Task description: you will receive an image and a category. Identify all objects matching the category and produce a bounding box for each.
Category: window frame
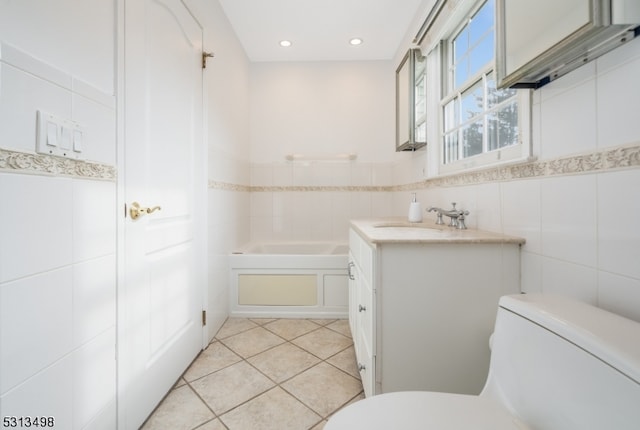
[433,0,532,175]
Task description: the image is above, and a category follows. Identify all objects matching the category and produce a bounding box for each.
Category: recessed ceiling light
[349,38,363,46]
[279,40,292,47]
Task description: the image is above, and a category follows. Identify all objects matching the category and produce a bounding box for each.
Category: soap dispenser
[408,193,423,223]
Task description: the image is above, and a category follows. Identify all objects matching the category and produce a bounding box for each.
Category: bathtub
[229,242,349,318]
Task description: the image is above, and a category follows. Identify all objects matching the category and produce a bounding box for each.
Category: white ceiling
[218,0,430,62]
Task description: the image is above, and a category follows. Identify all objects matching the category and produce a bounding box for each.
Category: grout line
[175,317,362,429]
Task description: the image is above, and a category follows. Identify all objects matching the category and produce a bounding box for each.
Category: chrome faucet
[427,202,469,229]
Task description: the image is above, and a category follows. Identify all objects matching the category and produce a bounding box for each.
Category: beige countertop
[350,217,526,245]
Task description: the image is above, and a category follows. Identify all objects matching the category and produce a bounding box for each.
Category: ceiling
[218,0,430,62]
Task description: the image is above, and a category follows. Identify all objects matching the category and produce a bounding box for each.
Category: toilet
[326,294,640,430]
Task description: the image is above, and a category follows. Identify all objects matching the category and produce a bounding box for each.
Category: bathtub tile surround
[142,317,362,430]
[228,139,640,244]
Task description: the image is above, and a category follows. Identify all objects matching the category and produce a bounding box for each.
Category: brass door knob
[129,201,161,220]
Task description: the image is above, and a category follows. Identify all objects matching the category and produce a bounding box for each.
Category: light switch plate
[36,110,85,159]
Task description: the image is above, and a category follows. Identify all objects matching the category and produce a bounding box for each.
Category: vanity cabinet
[348,220,524,397]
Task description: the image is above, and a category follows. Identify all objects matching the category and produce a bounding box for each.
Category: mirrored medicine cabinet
[396,48,427,151]
[496,0,640,88]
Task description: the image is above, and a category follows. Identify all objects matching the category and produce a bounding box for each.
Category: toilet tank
[481,294,640,430]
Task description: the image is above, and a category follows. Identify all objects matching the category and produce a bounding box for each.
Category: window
[441,0,521,167]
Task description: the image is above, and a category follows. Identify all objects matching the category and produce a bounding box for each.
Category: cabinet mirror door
[396,48,427,151]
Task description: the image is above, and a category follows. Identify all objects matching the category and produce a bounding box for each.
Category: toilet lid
[325,391,529,430]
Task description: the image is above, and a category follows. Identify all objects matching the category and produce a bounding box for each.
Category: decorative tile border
[207,181,251,192]
[397,141,640,190]
[0,148,116,181]
[209,142,640,192]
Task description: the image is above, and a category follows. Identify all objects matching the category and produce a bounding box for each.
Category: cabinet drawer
[349,228,374,283]
[358,279,374,350]
[357,347,374,397]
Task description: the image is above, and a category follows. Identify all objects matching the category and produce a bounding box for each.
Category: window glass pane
[454,57,469,89]
[487,102,518,150]
[444,99,459,131]
[487,72,517,108]
[415,75,426,119]
[442,0,521,167]
[453,27,469,62]
[444,132,459,164]
[461,81,483,122]
[469,0,494,44]
[462,121,483,158]
[469,31,494,74]
[416,121,427,143]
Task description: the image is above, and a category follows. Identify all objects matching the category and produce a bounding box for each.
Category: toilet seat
[325,391,529,430]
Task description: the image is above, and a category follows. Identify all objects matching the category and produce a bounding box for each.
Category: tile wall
[0,1,117,427]
[198,0,253,339]
[408,37,640,322]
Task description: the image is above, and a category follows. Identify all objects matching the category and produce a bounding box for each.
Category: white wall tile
[539,78,597,159]
[539,61,596,103]
[72,93,116,165]
[250,191,273,217]
[311,191,333,221]
[272,216,293,241]
[272,164,293,186]
[475,182,502,233]
[330,164,352,186]
[371,192,395,219]
[0,63,72,153]
[502,178,541,253]
[541,175,597,267]
[0,174,73,282]
[596,36,640,75]
[73,328,116,429]
[0,42,72,89]
[72,179,116,263]
[597,169,640,280]
[250,164,273,186]
[292,164,314,186]
[351,163,373,186]
[82,399,116,430]
[521,252,543,294]
[596,55,640,149]
[349,191,372,218]
[250,216,274,242]
[371,163,393,186]
[73,255,116,347]
[272,192,292,218]
[0,356,73,428]
[598,271,640,323]
[331,192,352,220]
[331,216,351,242]
[541,257,598,304]
[0,268,73,393]
[0,0,114,94]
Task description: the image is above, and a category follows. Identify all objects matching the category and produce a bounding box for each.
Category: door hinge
[202,52,214,69]
[202,310,207,326]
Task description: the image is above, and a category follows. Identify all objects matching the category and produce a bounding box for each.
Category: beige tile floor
[141,318,364,430]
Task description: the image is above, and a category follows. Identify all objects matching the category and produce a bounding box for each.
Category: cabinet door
[347,254,357,339]
[348,230,376,397]
[357,273,375,397]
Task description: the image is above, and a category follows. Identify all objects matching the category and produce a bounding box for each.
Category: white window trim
[420,0,533,177]
[439,88,532,175]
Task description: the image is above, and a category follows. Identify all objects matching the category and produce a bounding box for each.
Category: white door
[118,0,206,428]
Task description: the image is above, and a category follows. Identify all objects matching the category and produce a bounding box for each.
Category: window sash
[440,0,519,166]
